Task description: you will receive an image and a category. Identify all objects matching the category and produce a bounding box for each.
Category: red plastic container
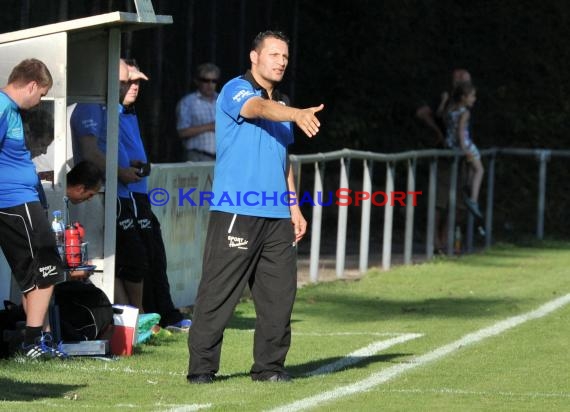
[65,224,82,268]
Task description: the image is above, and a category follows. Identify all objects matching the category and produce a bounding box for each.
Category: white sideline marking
[239,330,409,336]
[381,388,570,399]
[306,333,423,376]
[269,293,570,412]
[295,332,411,337]
[161,405,212,411]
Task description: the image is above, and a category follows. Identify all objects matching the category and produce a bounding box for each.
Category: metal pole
[485,153,495,248]
[537,151,549,240]
[466,212,474,253]
[309,162,324,283]
[184,0,195,91]
[404,158,416,264]
[102,28,121,302]
[359,160,372,273]
[382,163,395,270]
[336,158,349,278]
[292,159,301,199]
[426,159,437,259]
[446,156,459,255]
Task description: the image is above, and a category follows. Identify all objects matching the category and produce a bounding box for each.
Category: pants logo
[39,265,58,278]
[119,218,134,230]
[228,235,248,250]
[138,218,151,229]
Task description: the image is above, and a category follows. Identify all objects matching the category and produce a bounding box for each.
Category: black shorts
[115,195,153,283]
[0,202,65,293]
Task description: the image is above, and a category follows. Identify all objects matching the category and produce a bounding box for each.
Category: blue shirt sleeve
[0,106,8,146]
[71,104,108,153]
[220,78,256,124]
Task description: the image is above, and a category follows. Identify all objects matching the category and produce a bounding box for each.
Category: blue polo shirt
[118,106,148,194]
[211,73,294,218]
[0,91,39,208]
[70,103,131,197]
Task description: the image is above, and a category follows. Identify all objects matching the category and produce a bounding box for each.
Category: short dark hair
[451,82,476,104]
[251,30,289,51]
[8,58,53,88]
[67,161,104,190]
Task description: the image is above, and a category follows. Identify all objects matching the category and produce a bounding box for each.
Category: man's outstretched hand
[292,104,324,138]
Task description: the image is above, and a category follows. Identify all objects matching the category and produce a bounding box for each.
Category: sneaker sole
[165,326,189,333]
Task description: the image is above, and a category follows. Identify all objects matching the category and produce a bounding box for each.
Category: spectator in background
[0,58,67,359]
[445,82,484,219]
[416,69,472,147]
[176,62,220,161]
[436,69,472,125]
[415,69,472,253]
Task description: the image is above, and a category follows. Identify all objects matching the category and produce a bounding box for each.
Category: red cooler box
[110,305,139,356]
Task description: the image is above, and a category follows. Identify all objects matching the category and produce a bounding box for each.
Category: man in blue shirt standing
[0,59,67,359]
[70,59,190,330]
[187,30,324,383]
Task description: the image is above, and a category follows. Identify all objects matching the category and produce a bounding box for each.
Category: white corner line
[269,293,570,412]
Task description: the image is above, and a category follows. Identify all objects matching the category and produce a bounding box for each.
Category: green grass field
[1,241,569,411]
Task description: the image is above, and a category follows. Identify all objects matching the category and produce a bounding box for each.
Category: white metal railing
[290,147,570,283]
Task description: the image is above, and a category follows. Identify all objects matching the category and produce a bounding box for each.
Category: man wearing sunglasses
[176,63,220,161]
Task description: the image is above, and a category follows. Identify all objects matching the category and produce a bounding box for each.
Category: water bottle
[454,225,462,255]
[51,210,65,262]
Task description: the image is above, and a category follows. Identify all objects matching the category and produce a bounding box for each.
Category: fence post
[466,212,474,253]
[336,158,349,278]
[359,159,373,273]
[446,156,459,255]
[293,159,302,198]
[426,158,437,259]
[404,158,416,264]
[309,162,324,283]
[484,152,496,248]
[536,150,550,240]
[382,162,395,270]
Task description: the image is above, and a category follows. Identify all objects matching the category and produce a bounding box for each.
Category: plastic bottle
[65,223,82,268]
[51,210,65,261]
[454,225,462,255]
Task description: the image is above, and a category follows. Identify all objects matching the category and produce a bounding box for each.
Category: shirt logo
[81,119,99,128]
[228,235,248,249]
[39,265,58,278]
[232,90,254,103]
[7,126,23,140]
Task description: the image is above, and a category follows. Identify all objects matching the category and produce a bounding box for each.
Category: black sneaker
[21,333,68,360]
[252,372,292,382]
[464,198,483,219]
[187,373,215,384]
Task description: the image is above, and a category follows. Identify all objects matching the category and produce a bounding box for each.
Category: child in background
[445,82,484,219]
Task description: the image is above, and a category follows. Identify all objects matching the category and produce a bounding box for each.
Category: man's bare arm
[240,97,324,138]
